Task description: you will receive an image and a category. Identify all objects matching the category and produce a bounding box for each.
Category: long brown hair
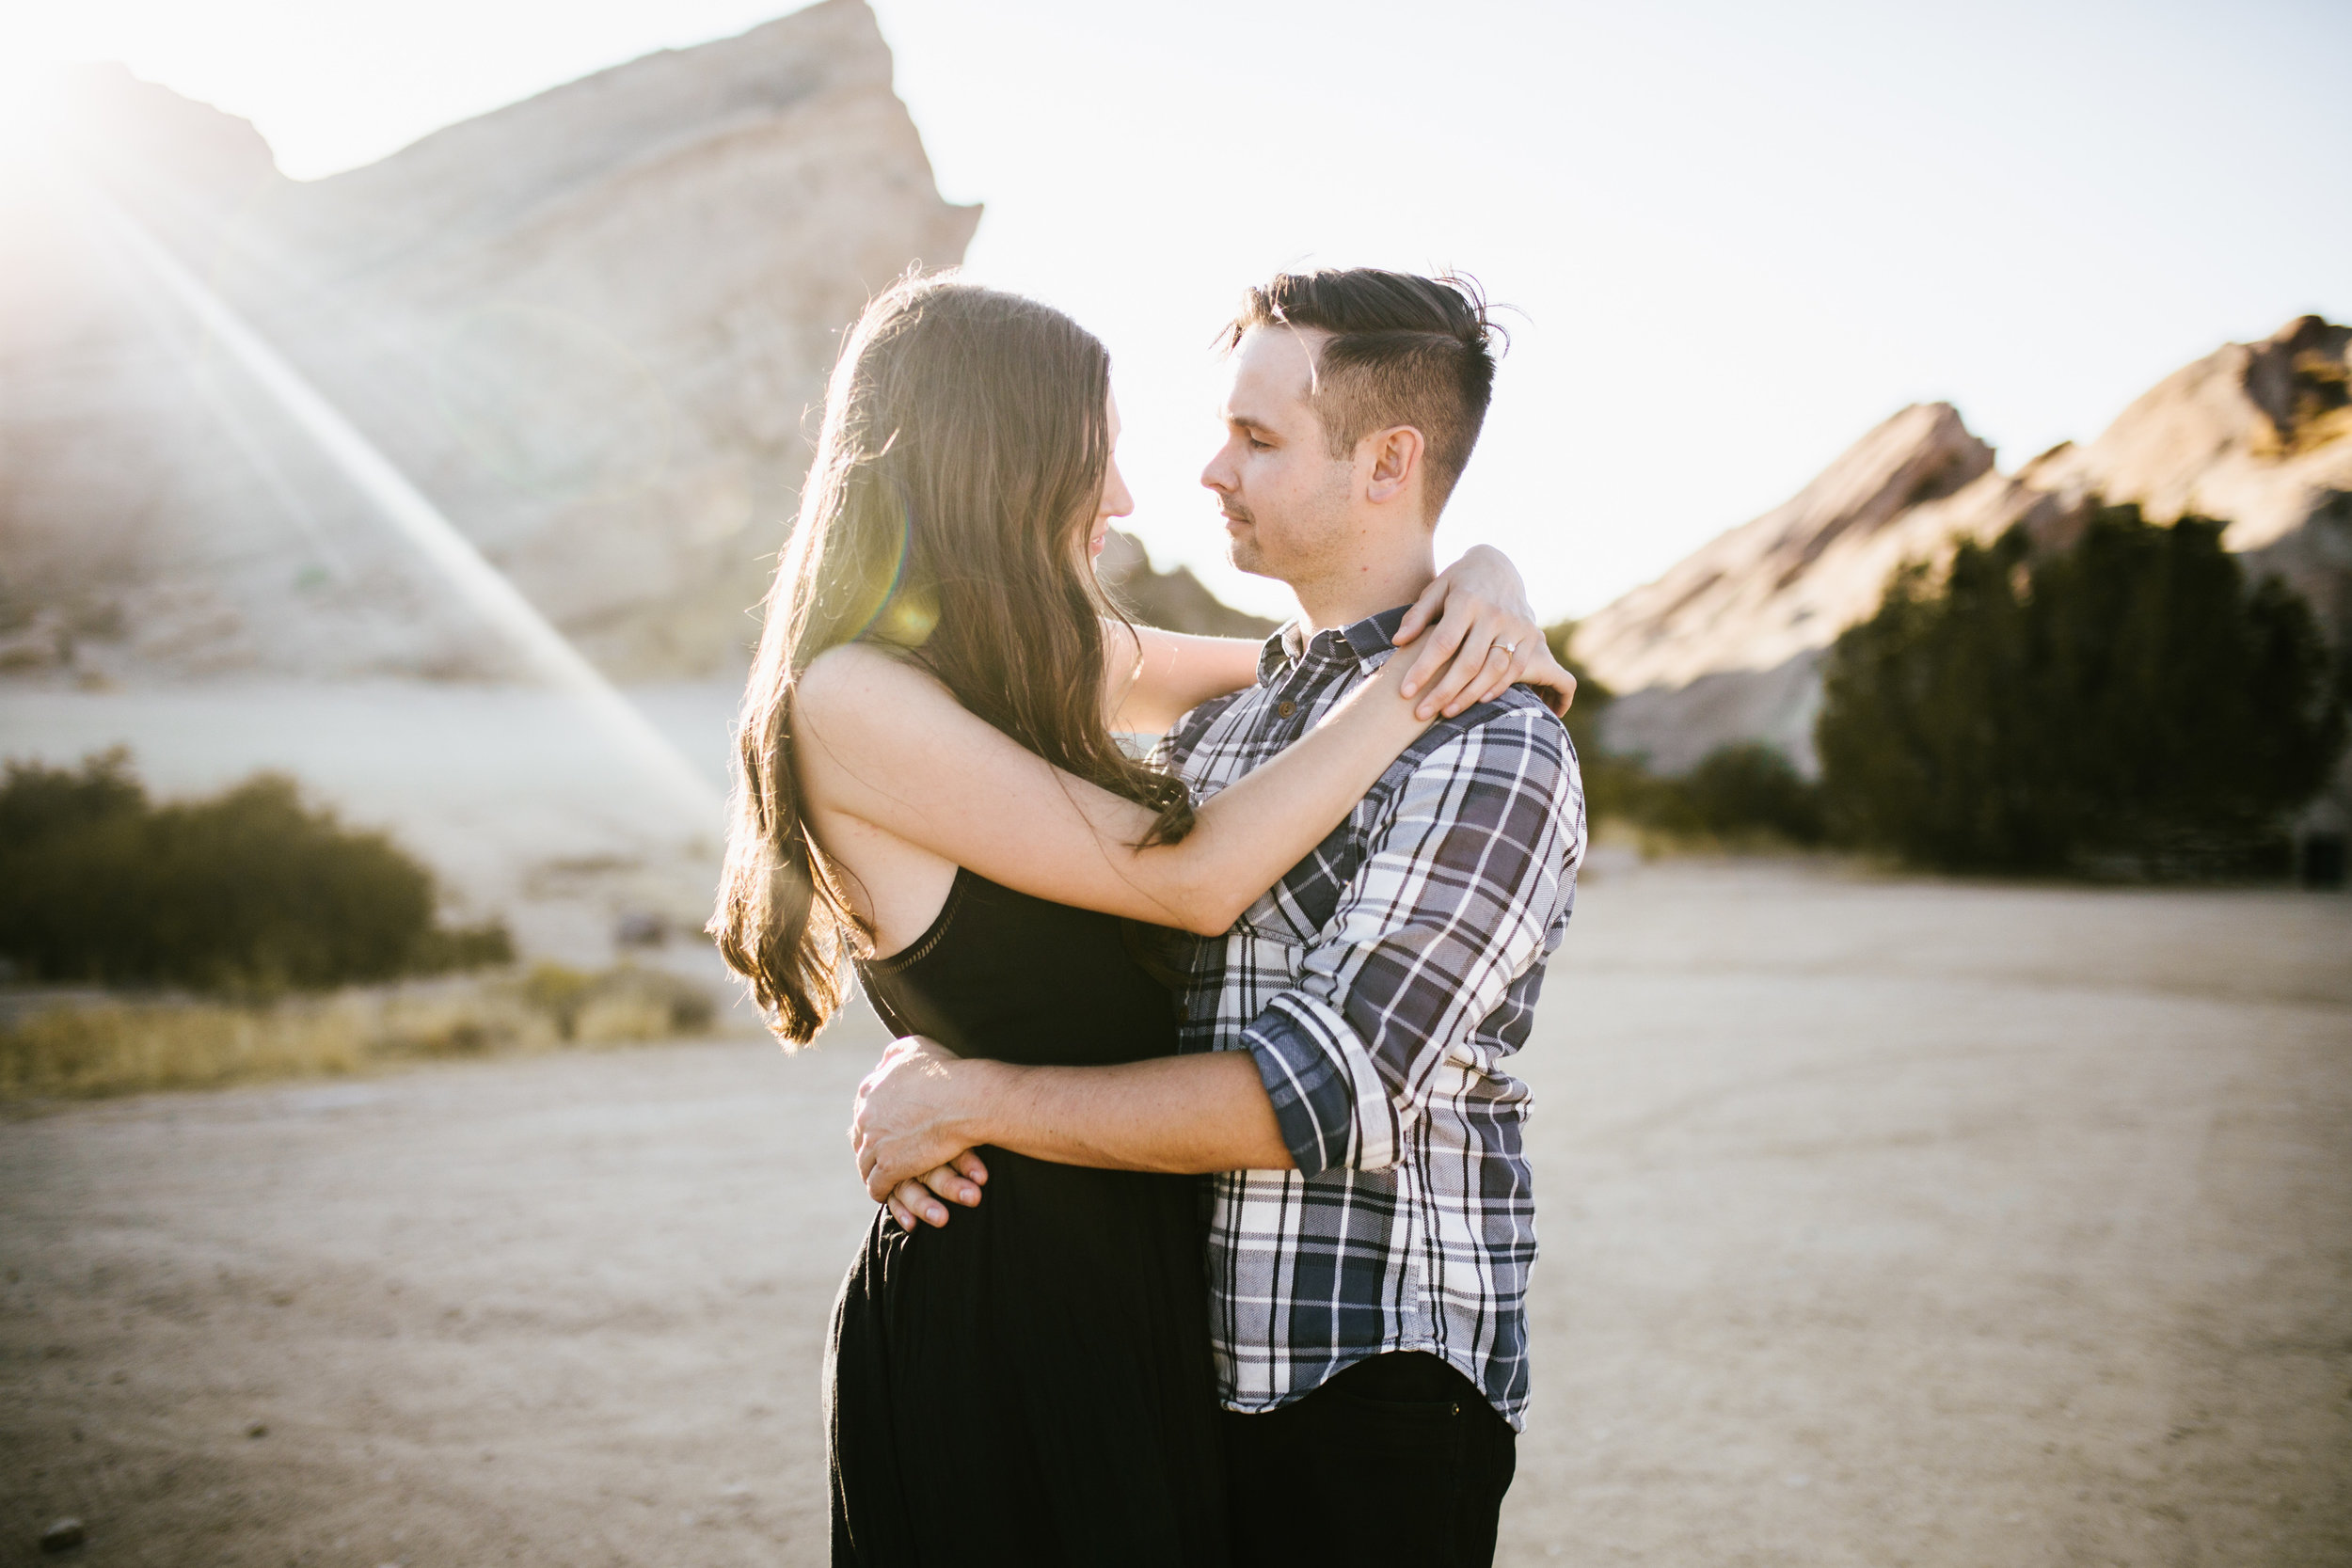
[712,273,1194,1045]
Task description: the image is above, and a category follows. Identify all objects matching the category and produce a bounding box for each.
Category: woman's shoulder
[795,641,950,728]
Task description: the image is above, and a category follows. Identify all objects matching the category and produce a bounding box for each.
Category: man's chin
[1225,536,1272,578]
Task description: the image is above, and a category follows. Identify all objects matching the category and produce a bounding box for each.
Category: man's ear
[1363,425,1424,506]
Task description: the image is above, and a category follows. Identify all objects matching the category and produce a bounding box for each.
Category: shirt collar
[1260,604,1412,684]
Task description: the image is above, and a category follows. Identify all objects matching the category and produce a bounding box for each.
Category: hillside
[1097,531,1279,641]
[1578,316,2352,775]
[0,0,978,682]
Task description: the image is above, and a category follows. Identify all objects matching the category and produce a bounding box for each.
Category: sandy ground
[3,857,2349,1567]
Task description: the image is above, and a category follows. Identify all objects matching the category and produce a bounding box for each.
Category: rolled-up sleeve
[1242,708,1580,1178]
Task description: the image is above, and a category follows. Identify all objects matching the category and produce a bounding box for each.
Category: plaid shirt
[1157,606,1584,1431]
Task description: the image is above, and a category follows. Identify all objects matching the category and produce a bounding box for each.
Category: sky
[5,0,2348,621]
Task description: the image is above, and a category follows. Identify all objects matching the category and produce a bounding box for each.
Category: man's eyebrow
[1226,409,1279,433]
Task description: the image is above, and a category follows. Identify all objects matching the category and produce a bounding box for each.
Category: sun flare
[0,57,67,187]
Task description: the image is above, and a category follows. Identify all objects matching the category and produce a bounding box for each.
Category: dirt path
[4,860,2347,1566]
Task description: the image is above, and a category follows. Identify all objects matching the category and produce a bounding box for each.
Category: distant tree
[1542,621,1650,818]
[1542,621,1611,759]
[1816,504,2348,875]
[1543,624,1826,842]
[0,751,512,992]
[1681,743,1826,843]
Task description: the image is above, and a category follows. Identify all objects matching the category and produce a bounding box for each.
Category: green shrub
[1815,504,2348,875]
[1540,624,1648,823]
[1680,743,1826,842]
[0,750,513,992]
[1540,625,1824,845]
[1591,744,1824,844]
[1543,621,1613,766]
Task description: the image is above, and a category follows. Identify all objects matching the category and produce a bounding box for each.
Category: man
[850,268,1585,1564]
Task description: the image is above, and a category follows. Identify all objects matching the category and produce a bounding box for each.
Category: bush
[1679,743,1827,842]
[0,964,720,1100]
[1595,743,1825,845]
[1540,625,1824,845]
[0,1001,371,1097]
[0,750,513,992]
[1815,504,2348,875]
[1543,621,1613,767]
[1541,623,1647,822]
[521,960,715,1042]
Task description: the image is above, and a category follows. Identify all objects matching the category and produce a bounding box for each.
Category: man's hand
[1394,544,1578,720]
[852,1036,1001,1227]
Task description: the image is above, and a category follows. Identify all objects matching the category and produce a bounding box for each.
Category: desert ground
[3,856,2348,1567]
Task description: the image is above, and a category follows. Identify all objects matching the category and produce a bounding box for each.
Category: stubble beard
[1235,467,1356,598]
[1227,530,1267,578]
[1221,499,1270,578]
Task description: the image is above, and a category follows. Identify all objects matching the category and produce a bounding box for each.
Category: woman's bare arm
[1101,624,1262,736]
[794,641,1431,937]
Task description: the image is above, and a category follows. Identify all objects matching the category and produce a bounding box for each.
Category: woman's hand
[854,1036,1002,1226]
[1393,544,1578,721]
[883,1149,990,1232]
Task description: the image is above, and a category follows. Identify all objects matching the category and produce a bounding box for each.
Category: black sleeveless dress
[827,868,1227,1565]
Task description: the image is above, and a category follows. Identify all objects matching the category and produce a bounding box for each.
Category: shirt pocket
[1205,924,1309,1027]
[1234,827,1359,945]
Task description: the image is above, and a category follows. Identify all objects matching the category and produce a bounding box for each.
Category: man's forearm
[967,1050,1294,1175]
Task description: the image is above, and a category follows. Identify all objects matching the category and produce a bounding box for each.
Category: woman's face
[1088,390,1135,565]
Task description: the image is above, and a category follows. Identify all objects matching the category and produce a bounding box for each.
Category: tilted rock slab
[0,0,977,682]
[1578,317,2352,775]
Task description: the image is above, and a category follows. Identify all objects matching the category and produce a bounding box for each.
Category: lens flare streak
[76,179,723,836]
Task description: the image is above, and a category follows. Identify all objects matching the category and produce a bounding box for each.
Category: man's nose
[1200,448,1233,495]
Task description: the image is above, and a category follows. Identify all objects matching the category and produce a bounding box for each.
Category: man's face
[1200,325,1357,585]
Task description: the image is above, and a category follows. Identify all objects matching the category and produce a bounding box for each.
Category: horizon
[5,0,2348,623]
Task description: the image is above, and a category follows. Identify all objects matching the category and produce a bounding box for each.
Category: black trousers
[1222,1352,1517,1568]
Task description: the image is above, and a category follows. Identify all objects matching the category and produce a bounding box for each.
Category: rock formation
[0,0,979,681]
[2025,316,2352,644]
[1578,317,2352,777]
[1097,531,1279,641]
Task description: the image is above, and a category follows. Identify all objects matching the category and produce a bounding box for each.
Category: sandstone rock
[1579,319,2352,778]
[1098,531,1279,641]
[2024,315,2352,637]
[1594,649,1829,778]
[0,0,977,682]
[1573,403,2005,697]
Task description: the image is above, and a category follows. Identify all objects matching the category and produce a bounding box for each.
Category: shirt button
[1277,700,1296,718]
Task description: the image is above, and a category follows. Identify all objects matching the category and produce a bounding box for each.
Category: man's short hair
[1222,268,1500,516]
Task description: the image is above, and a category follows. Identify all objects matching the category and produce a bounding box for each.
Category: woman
[711,274,1563,1564]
